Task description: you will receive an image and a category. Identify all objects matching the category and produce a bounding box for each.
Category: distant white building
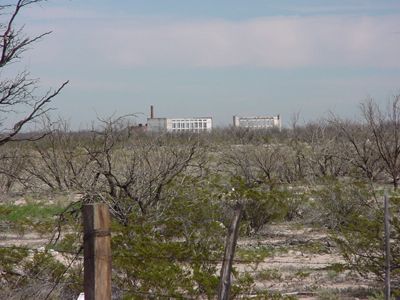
[147,117,212,133]
[233,115,281,130]
[146,105,212,132]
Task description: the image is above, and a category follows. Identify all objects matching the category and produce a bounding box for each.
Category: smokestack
[150,105,154,119]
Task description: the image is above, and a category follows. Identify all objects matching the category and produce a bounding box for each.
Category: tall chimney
[150,105,154,119]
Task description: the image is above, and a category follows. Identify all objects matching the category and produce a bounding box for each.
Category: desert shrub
[0,247,82,299]
[225,177,294,234]
[309,179,371,229]
[242,190,288,234]
[321,186,400,295]
[111,176,226,298]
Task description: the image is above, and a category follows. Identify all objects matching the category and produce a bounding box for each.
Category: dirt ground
[234,224,378,299]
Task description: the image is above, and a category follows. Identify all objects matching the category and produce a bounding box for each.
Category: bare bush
[0,145,27,193]
[25,120,94,192]
[361,96,400,189]
[331,118,384,183]
[82,117,201,223]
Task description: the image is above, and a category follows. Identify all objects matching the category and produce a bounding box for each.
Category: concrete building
[147,106,212,132]
[233,115,281,130]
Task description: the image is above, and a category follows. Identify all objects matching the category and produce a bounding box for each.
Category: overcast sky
[11,0,400,127]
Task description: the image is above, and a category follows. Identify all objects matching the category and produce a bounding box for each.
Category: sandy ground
[234,224,378,299]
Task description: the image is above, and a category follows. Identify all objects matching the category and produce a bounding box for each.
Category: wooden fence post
[384,192,391,300]
[218,202,243,300]
[83,203,112,300]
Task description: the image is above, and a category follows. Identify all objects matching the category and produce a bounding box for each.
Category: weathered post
[384,192,391,300]
[83,203,112,300]
[218,202,243,300]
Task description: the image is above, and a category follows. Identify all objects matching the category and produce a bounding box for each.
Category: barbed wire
[43,246,83,300]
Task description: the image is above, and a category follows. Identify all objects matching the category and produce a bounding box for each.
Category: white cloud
[25,12,400,69]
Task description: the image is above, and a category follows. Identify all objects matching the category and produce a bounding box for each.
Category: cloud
[96,15,400,68]
[24,11,400,69]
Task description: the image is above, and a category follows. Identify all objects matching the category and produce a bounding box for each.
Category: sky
[9,0,400,127]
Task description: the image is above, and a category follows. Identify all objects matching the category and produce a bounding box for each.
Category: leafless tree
[0,145,27,193]
[360,97,400,189]
[0,0,68,146]
[303,121,348,180]
[82,116,201,224]
[251,144,283,188]
[331,117,383,183]
[24,119,95,191]
[223,145,258,186]
[286,113,308,182]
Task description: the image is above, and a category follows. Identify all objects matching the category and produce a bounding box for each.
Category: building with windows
[169,118,212,132]
[233,115,281,130]
[147,117,212,132]
[146,106,212,132]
